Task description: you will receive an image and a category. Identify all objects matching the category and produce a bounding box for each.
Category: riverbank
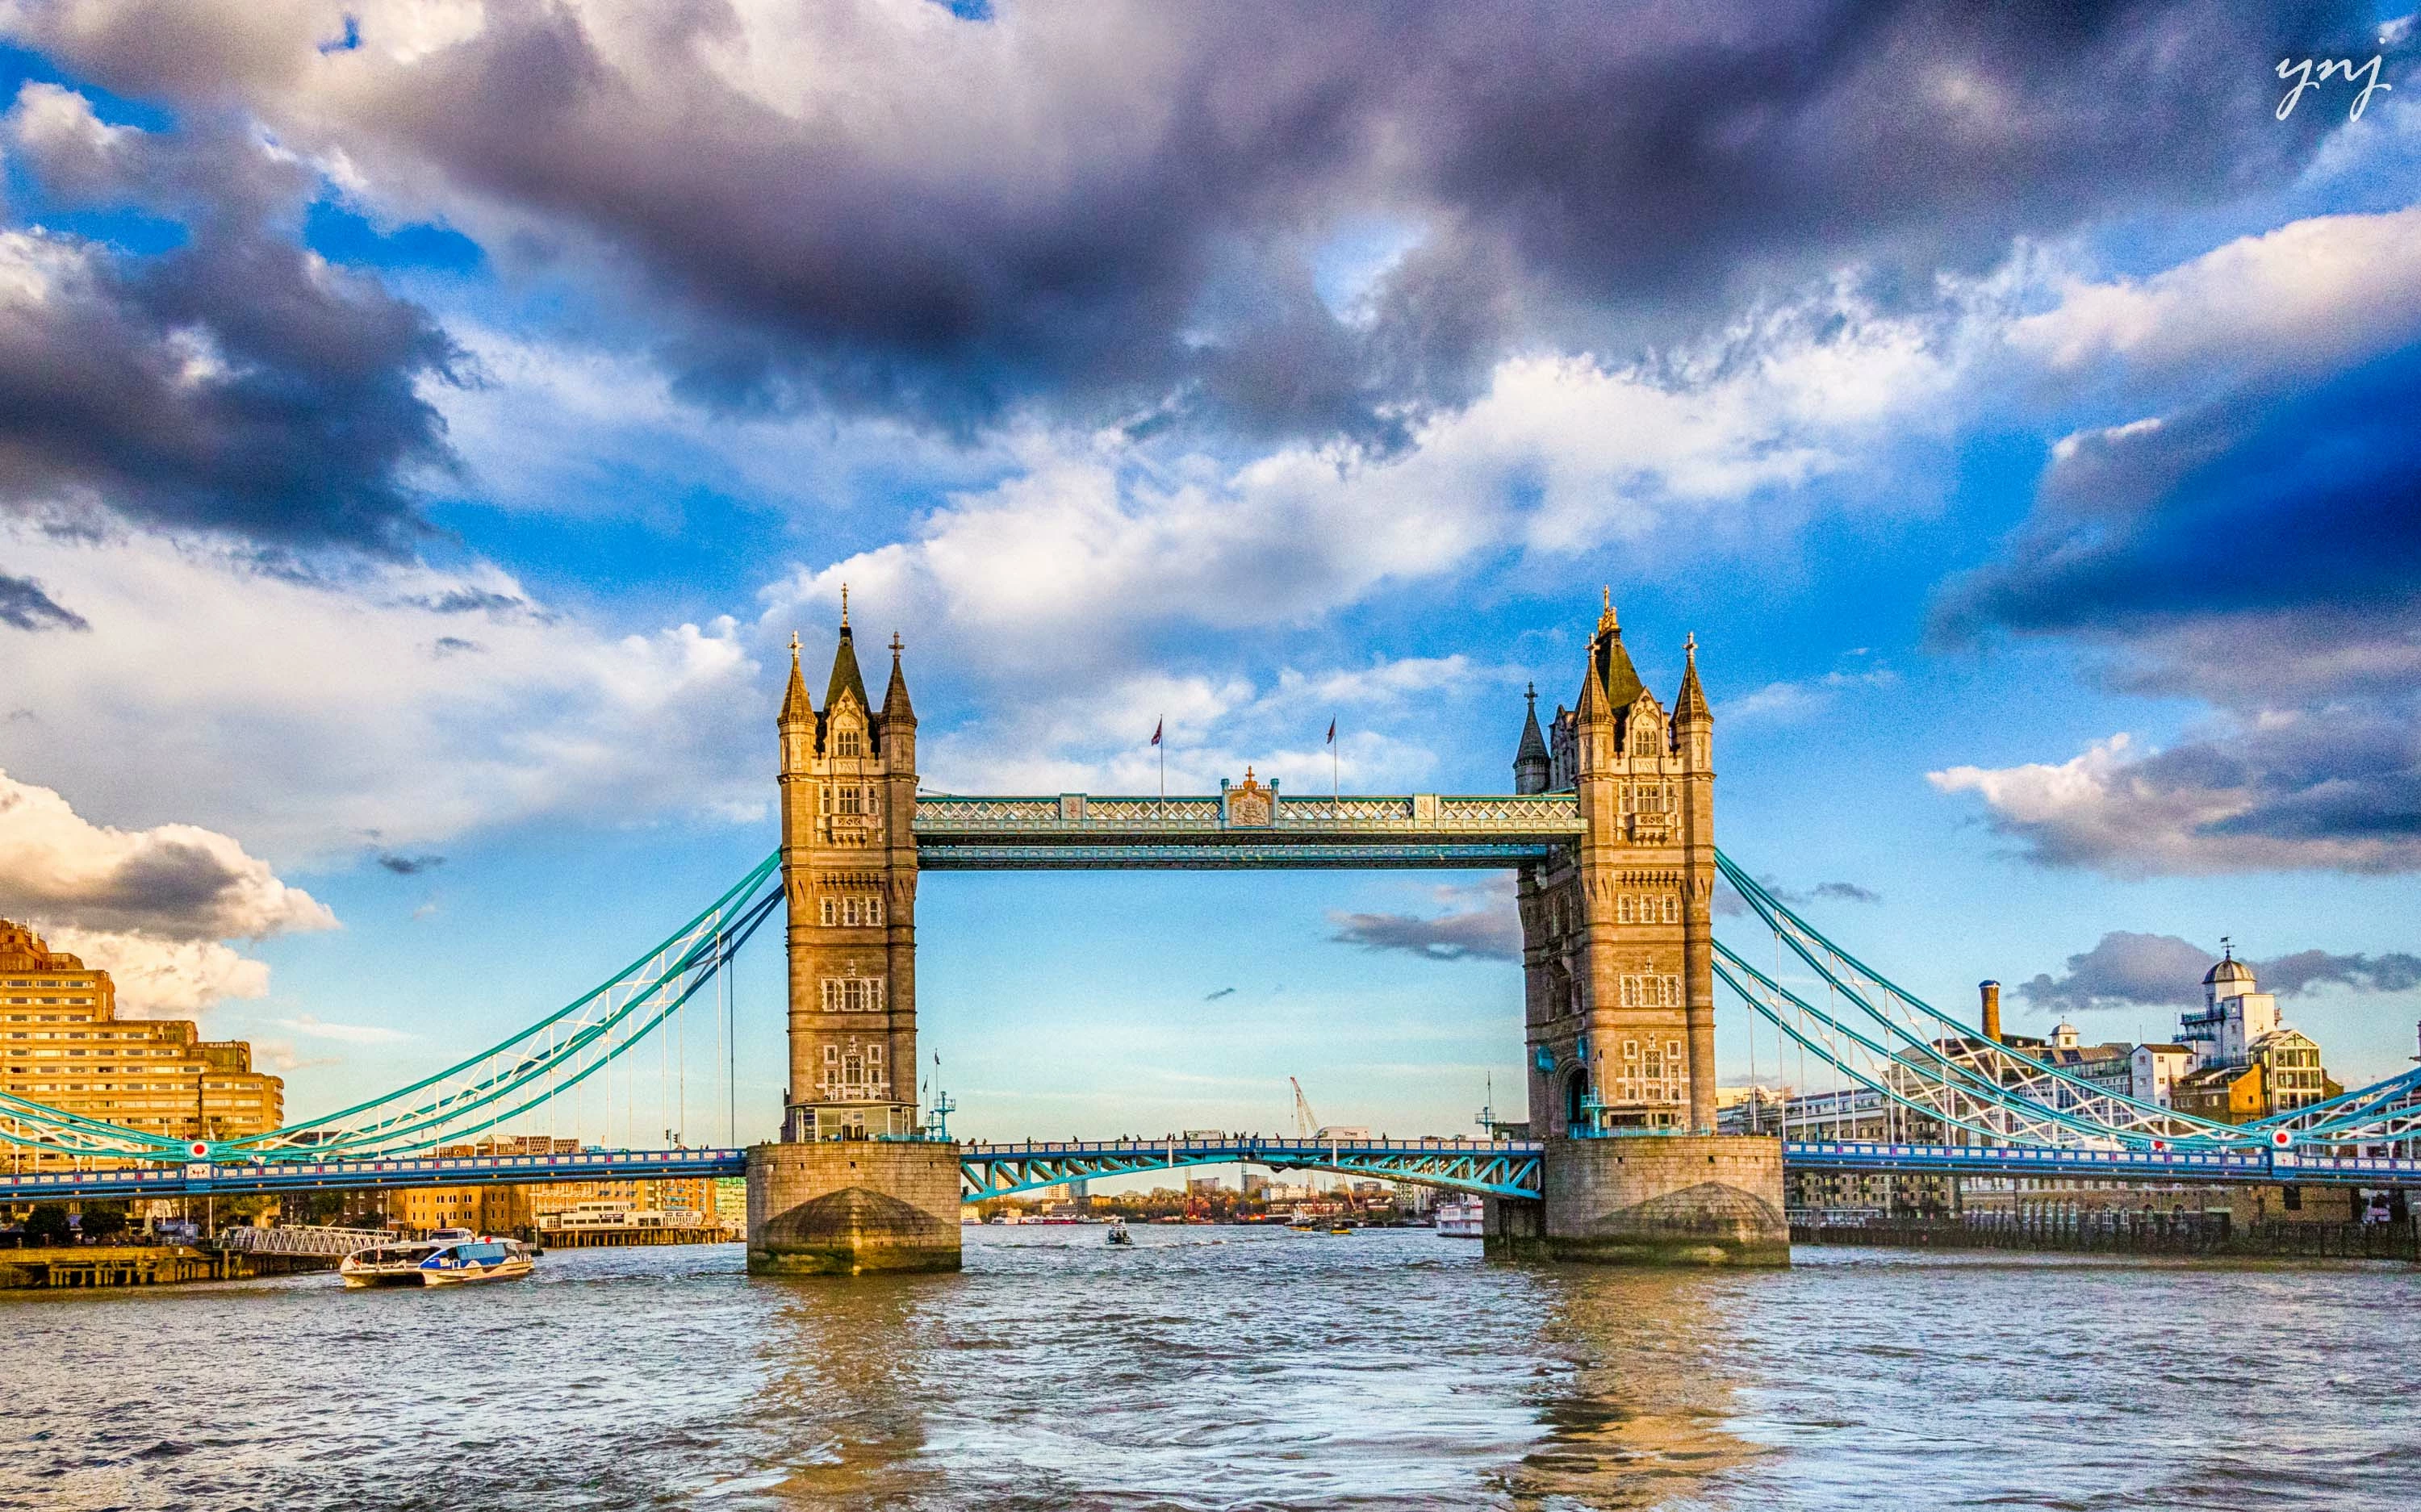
[1794,1211,2421,1261]
[0,1244,347,1290]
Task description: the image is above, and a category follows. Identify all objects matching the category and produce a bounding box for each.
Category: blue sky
[1,4,2417,1147]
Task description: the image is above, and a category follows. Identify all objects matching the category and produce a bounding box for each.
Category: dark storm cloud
[2259,948,2421,996]
[1937,350,2421,656]
[0,86,461,553]
[1328,905,1521,963]
[1714,874,1881,916]
[1932,345,2421,873]
[2019,931,2214,1011]
[2021,931,2421,1010]
[374,852,445,875]
[0,571,89,631]
[6,1,2380,441]
[408,587,535,616]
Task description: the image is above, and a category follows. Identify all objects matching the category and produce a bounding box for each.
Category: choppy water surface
[3,1230,2415,1510]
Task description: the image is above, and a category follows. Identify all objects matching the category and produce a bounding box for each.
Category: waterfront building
[2130,1044,2193,1106]
[2164,953,2339,1122]
[0,920,283,1170]
[334,1137,723,1238]
[2038,1021,2135,1095]
[2181,951,2274,1068]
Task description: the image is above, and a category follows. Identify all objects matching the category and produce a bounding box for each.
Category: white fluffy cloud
[0,529,764,860]
[759,299,1948,679]
[40,927,273,1016]
[0,768,332,1015]
[2006,206,2421,390]
[0,766,334,936]
[1929,725,2421,877]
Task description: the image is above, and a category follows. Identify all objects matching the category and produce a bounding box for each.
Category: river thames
[4,1230,2415,1510]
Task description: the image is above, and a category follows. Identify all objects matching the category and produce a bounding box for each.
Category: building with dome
[2169,946,2336,1123]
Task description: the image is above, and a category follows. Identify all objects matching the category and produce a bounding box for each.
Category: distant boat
[1106,1218,1134,1247]
[1435,1199,1484,1238]
[339,1230,535,1288]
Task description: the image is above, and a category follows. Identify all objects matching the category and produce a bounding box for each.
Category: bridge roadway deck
[911,792,1583,869]
[2,1138,2415,1204]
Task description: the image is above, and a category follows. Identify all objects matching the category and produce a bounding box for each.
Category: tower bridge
[7,594,2421,1267]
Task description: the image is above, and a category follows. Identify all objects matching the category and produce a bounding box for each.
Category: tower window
[834,727,863,758]
[818,977,886,1013]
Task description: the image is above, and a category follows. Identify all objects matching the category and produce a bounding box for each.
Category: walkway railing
[216,1224,399,1257]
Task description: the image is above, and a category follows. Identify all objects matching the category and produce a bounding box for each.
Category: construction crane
[1290,1076,1319,1138]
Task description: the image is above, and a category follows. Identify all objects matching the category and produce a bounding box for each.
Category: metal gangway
[215,1224,399,1257]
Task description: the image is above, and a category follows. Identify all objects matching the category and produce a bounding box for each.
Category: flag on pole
[1151,717,1163,746]
[1325,718,1336,745]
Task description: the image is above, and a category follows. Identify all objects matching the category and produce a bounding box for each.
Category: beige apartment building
[337,1135,725,1237]
[0,920,283,1169]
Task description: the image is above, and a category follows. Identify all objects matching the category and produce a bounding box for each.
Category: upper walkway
[913,792,1583,869]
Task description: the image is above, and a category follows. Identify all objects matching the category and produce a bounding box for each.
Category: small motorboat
[340,1230,537,1288]
[1105,1218,1134,1247]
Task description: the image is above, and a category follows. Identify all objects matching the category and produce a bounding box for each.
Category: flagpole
[1158,716,1165,804]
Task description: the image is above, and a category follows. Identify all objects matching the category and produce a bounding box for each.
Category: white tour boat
[339,1229,537,1288]
[1434,1199,1485,1238]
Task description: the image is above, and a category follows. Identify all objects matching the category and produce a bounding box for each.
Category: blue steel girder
[913,793,1583,871]
[958,1138,1545,1200]
[921,842,1565,870]
[0,1147,748,1202]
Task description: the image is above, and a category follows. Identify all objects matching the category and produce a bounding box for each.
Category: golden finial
[789,630,801,656]
[839,583,850,628]
[1685,632,1697,660]
[1597,587,1618,635]
[889,631,904,658]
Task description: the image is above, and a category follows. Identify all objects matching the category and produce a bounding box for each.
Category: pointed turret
[1590,589,1647,711]
[881,631,916,726]
[778,631,813,729]
[825,587,871,714]
[1675,633,1710,726]
[1514,681,1551,794]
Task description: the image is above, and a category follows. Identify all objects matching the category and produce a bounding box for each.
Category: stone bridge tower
[749,594,961,1277]
[1516,594,1716,1136]
[776,594,923,1142]
[1499,595,1783,1266]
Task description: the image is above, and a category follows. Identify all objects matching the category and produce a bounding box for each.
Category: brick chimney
[1980,980,2002,1043]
